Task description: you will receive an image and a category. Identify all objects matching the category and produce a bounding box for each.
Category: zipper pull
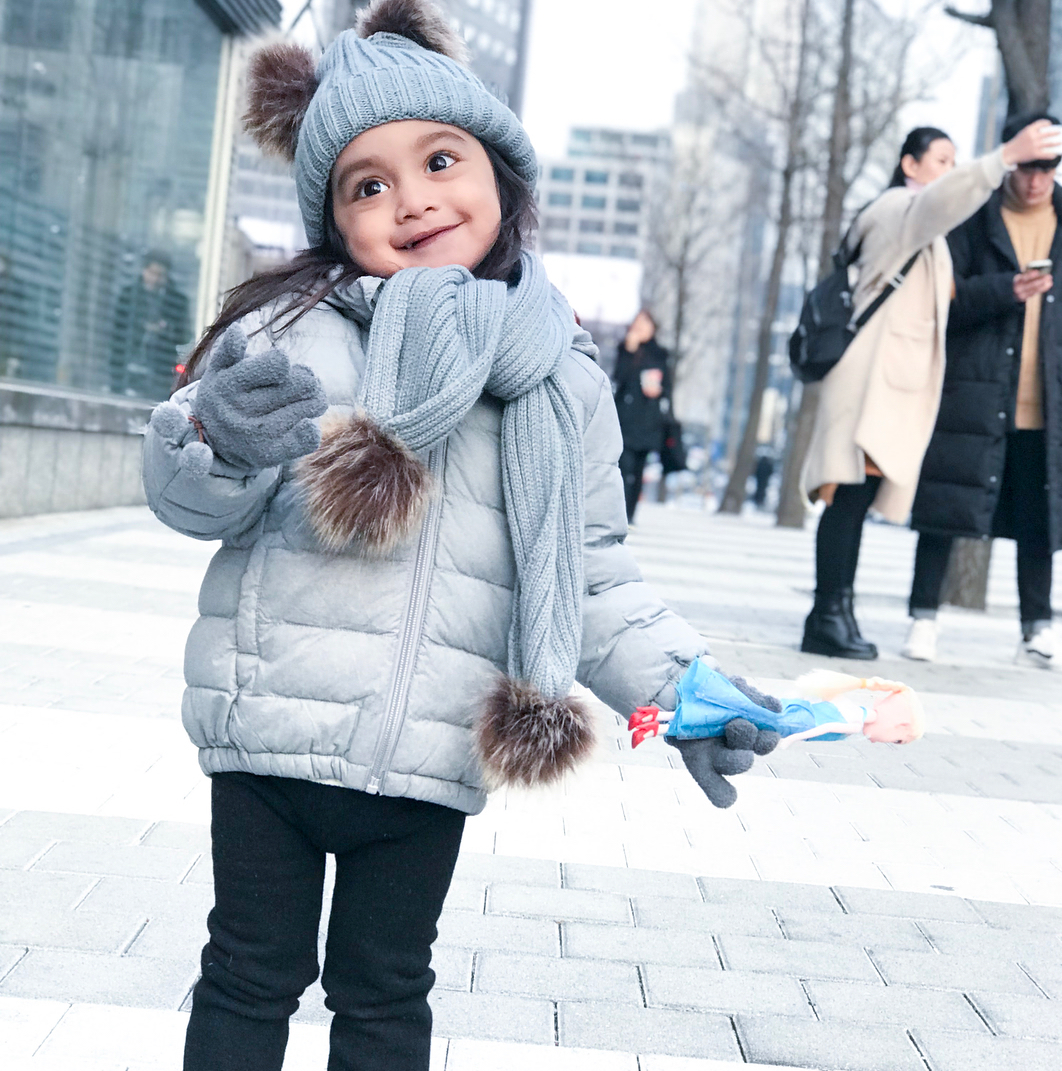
[365,775,382,795]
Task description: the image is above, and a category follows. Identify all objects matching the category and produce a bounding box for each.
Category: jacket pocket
[881,319,936,392]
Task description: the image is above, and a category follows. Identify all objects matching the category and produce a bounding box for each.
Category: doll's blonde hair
[793,670,926,740]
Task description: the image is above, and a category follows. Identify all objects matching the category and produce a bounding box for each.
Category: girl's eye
[356,178,388,200]
[427,152,456,173]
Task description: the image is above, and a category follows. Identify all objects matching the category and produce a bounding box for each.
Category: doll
[629,660,924,806]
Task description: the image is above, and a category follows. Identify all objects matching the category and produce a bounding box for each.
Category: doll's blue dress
[666,660,855,742]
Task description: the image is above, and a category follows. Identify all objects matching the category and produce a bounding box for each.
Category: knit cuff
[991,144,1017,177]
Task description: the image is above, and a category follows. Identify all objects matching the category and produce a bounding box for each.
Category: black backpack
[789,232,920,384]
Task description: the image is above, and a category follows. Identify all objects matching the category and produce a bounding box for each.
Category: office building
[0,0,280,516]
[536,127,670,261]
[0,0,280,397]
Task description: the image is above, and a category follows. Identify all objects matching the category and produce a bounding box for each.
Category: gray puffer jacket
[143,287,709,815]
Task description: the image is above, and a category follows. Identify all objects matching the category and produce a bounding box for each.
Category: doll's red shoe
[628,706,662,748]
[628,706,659,730]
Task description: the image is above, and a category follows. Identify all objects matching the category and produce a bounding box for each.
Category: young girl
[143,3,773,1068]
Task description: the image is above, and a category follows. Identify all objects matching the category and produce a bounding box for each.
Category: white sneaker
[1016,626,1055,669]
[902,618,938,661]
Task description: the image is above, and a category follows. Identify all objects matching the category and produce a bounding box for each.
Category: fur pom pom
[243,41,319,161]
[295,412,432,553]
[476,678,597,789]
[357,0,470,65]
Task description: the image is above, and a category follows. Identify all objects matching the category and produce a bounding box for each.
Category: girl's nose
[395,177,438,221]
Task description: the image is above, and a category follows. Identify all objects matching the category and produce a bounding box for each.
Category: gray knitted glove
[667,720,781,809]
[194,323,328,470]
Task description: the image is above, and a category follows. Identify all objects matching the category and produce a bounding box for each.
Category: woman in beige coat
[801,119,1062,659]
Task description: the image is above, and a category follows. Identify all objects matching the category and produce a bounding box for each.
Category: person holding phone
[800,118,1062,660]
[612,309,671,522]
[905,112,1062,667]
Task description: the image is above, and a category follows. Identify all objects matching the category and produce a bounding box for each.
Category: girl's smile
[397,222,462,251]
[330,120,502,278]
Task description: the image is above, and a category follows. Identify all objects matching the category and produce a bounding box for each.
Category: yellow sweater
[1001,189,1055,429]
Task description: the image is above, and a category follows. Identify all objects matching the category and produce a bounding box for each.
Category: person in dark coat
[905,111,1062,668]
[612,309,671,522]
[112,250,191,399]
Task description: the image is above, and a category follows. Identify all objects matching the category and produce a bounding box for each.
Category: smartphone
[1027,259,1053,274]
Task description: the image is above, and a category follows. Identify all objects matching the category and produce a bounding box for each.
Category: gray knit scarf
[358,251,583,701]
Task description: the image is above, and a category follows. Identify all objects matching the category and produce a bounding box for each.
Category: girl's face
[330,119,502,278]
[901,138,955,187]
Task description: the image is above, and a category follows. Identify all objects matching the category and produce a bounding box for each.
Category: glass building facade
[0,0,277,402]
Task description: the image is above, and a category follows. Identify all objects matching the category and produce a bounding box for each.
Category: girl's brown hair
[177,142,538,389]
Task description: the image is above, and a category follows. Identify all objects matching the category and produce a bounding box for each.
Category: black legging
[814,477,883,597]
[184,773,466,1071]
[909,431,1053,625]
[618,447,649,522]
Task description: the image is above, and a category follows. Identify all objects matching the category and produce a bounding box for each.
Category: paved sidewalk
[0,503,1060,1070]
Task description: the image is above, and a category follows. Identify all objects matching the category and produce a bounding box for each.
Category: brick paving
[1,502,1060,1069]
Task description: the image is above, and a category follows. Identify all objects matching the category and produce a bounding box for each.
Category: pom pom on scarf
[357,0,471,64]
[477,677,597,788]
[244,41,319,162]
[296,412,433,553]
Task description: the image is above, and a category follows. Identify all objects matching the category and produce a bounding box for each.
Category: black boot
[839,587,877,657]
[801,590,878,659]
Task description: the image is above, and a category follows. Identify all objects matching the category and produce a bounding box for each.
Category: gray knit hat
[243,0,537,248]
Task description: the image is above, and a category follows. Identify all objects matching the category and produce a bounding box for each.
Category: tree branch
[944,5,993,27]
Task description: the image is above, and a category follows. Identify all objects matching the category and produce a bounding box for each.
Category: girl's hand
[667,719,780,809]
[1001,120,1062,167]
[1014,270,1054,303]
[194,324,329,470]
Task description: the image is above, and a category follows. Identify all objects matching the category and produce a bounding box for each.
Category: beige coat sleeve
[851,147,1010,312]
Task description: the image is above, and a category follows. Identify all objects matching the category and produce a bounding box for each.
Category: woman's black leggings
[619,447,650,521]
[183,773,466,1071]
[814,477,883,597]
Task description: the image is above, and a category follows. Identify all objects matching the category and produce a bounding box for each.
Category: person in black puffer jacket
[612,309,671,521]
[906,111,1062,669]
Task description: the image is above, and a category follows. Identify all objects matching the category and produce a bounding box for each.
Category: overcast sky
[521,0,1000,163]
[280,0,1001,166]
[521,0,699,158]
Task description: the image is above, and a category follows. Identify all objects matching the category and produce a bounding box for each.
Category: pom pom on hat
[357,0,471,64]
[244,41,319,162]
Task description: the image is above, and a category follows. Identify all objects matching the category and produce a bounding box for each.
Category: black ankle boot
[839,587,877,654]
[801,590,878,659]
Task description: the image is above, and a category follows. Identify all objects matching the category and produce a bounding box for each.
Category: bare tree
[643,122,733,387]
[774,0,932,526]
[718,0,818,514]
[715,0,927,515]
[946,0,1050,116]
[643,69,758,456]
[776,0,856,526]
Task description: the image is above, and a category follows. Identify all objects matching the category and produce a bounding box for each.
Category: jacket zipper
[365,441,447,794]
